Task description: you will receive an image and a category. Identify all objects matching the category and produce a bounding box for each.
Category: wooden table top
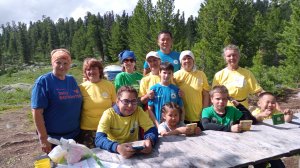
[94,113,300,168]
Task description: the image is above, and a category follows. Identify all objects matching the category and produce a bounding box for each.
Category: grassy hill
[0,61,83,111]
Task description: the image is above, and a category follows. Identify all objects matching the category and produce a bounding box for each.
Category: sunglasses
[119,99,138,105]
[123,59,135,63]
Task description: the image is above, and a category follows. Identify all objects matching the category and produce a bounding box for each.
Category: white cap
[146,51,160,60]
[179,50,195,63]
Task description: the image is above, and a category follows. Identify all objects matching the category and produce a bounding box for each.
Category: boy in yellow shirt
[252,92,293,122]
[95,86,158,158]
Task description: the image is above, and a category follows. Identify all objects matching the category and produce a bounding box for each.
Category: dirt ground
[0,89,299,168]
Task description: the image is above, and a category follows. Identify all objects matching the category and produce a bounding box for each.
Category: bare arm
[148,106,159,128]
[32,108,52,153]
[202,90,210,108]
[140,90,154,104]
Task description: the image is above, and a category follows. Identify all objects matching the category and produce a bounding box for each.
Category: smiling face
[258,94,276,112]
[52,58,70,79]
[211,92,229,113]
[158,33,172,54]
[86,66,100,83]
[163,108,180,128]
[181,55,194,72]
[122,58,135,73]
[147,56,161,73]
[224,49,240,70]
[116,91,138,116]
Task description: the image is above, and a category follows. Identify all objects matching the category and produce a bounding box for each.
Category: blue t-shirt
[148,83,183,122]
[144,50,180,72]
[31,72,82,140]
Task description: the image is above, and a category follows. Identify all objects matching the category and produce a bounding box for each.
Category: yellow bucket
[34,158,51,168]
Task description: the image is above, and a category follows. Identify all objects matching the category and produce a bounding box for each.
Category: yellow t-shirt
[174,69,210,122]
[251,108,281,120]
[79,80,116,130]
[212,67,262,108]
[97,107,154,143]
[138,72,161,97]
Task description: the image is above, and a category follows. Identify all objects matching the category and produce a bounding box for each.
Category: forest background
[0,0,299,94]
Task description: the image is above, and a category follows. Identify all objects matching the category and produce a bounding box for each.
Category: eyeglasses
[123,59,135,63]
[119,99,138,105]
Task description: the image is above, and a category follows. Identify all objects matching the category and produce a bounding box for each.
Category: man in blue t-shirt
[143,30,180,75]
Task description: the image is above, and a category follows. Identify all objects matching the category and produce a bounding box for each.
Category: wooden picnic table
[94,113,300,168]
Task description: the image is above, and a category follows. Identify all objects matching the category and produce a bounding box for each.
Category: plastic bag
[47,137,103,167]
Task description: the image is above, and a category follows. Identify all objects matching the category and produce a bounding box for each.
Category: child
[251,92,290,168]
[252,92,293,122]
[158,102,201,136]
[202,85,256,132]
[148,62,185,128]
[95,86,158,158]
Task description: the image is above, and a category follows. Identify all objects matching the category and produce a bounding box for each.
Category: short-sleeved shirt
[114,72,143,92]
[158,121,185,134]
[174,69,210,122]
[148,83,183,122]
[202,106,243,127]
[138,72,161,97]
[96,106,154,143]
[31,72,82,140]
[212,67,262,108]
[79,80,116,130]
[251,108,281,120]
[143,50,181,72]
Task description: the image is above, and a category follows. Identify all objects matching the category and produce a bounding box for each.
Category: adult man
[143,30,180,75]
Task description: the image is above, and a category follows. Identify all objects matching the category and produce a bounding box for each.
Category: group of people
[31,30,293,166]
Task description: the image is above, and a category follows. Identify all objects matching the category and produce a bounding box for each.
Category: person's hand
[40,137,52,154]
[147,90,155,99]
[261,109,272,118]
[117,143,136,158]
[160,131,170,136]
[194,127,202,135]
[178,89,185,98]
[231,124,242,133]
[140,139,152,154]
[177,126,193,135]
[283,108,293,115]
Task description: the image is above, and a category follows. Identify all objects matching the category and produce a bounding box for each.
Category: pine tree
[277,0,300,87]
[128,0,156,68]
[17,22,30,64]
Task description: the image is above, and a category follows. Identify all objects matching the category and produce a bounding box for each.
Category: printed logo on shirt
[102,92,109,98]
[173,60,179,65]
[129,121,138,134]
[171,92,177,99]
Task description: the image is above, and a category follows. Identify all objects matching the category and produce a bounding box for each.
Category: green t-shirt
[202,105,243,127]
[114,72,143,92]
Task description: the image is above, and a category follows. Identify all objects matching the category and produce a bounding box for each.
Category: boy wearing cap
[139,51,161,104]
[174,50,210,129]
[143,30,180,75]
[114,50,143,92]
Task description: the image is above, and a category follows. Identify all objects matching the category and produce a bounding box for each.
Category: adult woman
[79,58,116,148]
[31,49,82,153]
[174,50,210,127]
[212,44,262,108]
[114,50,143,92]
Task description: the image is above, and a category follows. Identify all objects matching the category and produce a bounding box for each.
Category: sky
[0,0,204,26]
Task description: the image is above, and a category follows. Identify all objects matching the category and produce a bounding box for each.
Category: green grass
[0,60,83,111]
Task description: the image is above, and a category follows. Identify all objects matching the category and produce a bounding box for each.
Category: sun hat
[179,50,195,63]
[118,50,136,63]
[146,51,160,61]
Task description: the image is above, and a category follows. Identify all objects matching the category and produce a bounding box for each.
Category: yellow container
[34,158,51,168]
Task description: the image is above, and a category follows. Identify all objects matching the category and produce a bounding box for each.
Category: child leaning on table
[95,86,158,158]
[158,102,201,136]
[201,85,256,133]
[252,91,293,122]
